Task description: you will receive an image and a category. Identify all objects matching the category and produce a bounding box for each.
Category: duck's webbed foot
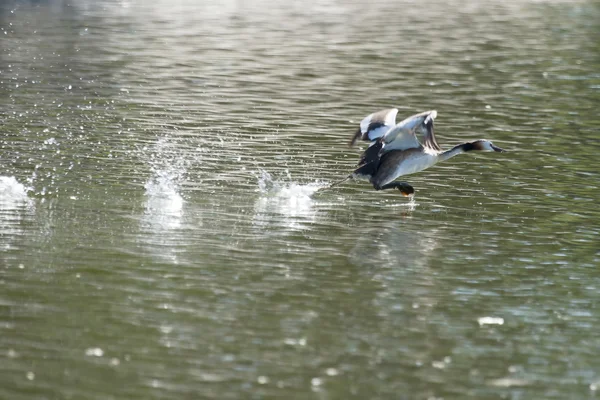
[374,181,415,197]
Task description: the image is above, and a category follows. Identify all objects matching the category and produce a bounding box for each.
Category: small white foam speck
[159,325,173,334]
[489,377,530,387]
[283,337,307,346]
[85,347,104,357]
[478,317,504,326]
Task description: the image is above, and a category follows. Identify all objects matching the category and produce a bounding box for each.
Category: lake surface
[1,0,599,398]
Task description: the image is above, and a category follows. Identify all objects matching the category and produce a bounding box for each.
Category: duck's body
[336,109,504,196]
[366,148,439,187]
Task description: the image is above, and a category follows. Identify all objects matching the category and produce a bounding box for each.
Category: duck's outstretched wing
[417,110,441,152]
[381,110,440,153]
[349,108,398,147]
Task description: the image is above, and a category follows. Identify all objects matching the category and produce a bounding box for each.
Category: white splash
[137,136,193,266]
[0,176,31,208]
[0,176,34,252]
[143,171,184,229]
[140,173,183,261]
[145,173,183,214]
[141,137,188,230]
[254,170,325,230]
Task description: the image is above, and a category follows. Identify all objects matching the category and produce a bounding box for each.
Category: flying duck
[333,108,505,196]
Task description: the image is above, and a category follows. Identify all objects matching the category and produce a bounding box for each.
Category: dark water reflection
[1,0,600,399]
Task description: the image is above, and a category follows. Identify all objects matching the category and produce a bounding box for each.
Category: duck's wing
[353,140,384,178]
[382,110,440,152]
[349,108,398,147]
[417,110,441,152]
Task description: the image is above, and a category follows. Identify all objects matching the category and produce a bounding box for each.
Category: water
[1,0,599,398]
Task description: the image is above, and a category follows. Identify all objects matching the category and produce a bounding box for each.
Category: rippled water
[1,0,599,398]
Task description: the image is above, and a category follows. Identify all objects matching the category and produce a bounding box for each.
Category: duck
[332,108,505,196]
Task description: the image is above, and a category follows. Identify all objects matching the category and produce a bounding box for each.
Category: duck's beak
[491,144,505,153]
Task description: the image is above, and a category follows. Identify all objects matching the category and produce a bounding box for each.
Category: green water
[1,0,599,399]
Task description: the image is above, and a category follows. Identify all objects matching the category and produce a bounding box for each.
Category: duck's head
[466,140,505,152]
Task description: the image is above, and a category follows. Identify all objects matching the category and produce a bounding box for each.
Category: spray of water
[253,170,326,230]
[0,176,32,208]
[142,138,187,229]
[0,176,34,252]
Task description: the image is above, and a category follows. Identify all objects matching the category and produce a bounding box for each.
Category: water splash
[0,176,34,252]
[0,176,32,209]
[144,172,184,217]
[142,138,187,230]
[254,170,326,230]
[138,138,189,265]
[388,195,419,211]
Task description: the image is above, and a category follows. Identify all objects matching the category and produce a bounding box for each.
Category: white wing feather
[381,110,438,152]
